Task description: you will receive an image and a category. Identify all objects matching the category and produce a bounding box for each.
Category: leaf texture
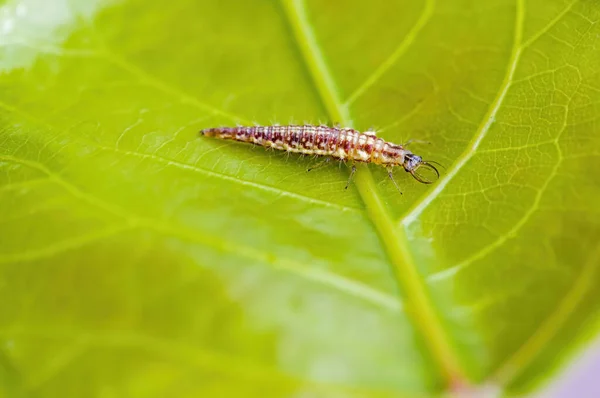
[1,0,600,396]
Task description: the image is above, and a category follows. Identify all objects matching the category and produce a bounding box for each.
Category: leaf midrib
[279,0,466,386]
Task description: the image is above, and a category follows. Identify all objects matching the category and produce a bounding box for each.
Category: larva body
[200,124,440,185]
[201,124,407,165]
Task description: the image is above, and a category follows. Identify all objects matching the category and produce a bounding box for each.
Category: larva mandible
[199,124,441,193]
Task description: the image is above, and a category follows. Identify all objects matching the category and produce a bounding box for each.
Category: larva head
[402,153,441,184]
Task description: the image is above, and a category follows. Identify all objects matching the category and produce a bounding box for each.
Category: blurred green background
[1,0,600,396]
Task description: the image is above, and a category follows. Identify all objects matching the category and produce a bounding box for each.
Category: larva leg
[345,164,357,190]
[387,167,403,195]
[307,157,331,172]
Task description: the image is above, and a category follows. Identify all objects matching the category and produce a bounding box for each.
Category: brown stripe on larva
[199,124,442,186]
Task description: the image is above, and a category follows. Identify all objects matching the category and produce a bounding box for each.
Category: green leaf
[1,0,599,396]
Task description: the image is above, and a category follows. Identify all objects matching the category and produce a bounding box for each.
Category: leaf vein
[0,225,133,264]
[401,0,526,228]
[0,178,51,193]
[280,0,466,385]
[95,144,361,213]
[522,0,580,49]
[101,50,251,125]
[0,328,405,396]
[0,156,393,310]
[345,0,436,106]
[491,244,600,384]
[427,142,563,283]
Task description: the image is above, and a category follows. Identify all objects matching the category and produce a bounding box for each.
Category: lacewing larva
[199,124,440,193]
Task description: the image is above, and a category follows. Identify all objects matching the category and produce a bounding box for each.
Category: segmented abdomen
[200,124,389,164]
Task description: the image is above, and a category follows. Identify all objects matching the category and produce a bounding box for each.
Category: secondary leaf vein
[0,154,394,310]
[491,243,600,385]
[95,144,361,213]
[345,0,435,106]
[0,225,134,264]
[401,0,526,228]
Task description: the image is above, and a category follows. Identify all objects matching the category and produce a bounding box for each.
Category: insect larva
[199,124,440,192]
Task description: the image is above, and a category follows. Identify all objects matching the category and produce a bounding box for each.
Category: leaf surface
[1,0,600,396]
